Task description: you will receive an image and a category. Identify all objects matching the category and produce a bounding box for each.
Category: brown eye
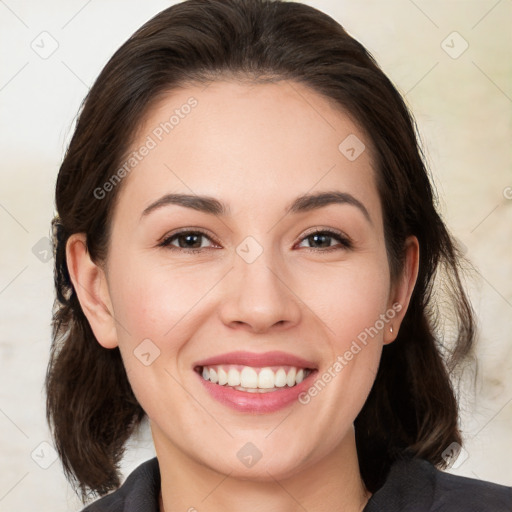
[159,230,217,253]
[297,230,352,251]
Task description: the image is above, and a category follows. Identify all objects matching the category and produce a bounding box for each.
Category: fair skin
[66,80,419,512]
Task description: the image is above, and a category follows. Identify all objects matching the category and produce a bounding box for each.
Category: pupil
[311,234,329,248]
[181,234,200,248]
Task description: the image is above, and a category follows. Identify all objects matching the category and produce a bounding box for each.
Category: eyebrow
[140,190,371,223]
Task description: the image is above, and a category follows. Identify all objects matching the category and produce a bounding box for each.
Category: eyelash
[157,228,353,254]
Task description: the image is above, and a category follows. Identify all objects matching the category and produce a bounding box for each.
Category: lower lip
[196,370,317,413]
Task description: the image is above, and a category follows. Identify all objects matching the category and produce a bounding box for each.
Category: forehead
[113,79,380,222]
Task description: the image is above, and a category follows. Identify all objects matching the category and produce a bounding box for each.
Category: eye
[158,229,218,253]
[158,228,352,254]
[296,229,353,252]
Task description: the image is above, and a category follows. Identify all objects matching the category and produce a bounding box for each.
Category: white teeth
[274,368,287,387]
[218,367,228,385]
[286,367,296,387]
[233,385,280,393]
[227,368,240,386]
[240,367,258,388]
[200,364,311,390]
[209,368,218,384]
[258,368,275,389]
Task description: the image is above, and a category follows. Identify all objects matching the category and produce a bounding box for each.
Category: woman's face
[80,80,417,479]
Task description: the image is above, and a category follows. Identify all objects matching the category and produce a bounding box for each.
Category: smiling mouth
[195,364,314,393]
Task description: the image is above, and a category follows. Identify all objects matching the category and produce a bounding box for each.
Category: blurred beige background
[0,0,511,510]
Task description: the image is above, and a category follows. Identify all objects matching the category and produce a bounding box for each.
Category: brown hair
[46,0,476,501]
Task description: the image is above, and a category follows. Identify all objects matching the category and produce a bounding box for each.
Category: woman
[46,0,511,510]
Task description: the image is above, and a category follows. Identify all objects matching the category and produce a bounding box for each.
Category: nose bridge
[219,235,301,332]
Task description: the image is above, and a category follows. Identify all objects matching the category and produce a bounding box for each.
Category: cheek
[108,264,190,422]
[106,257,219,407]
[108,256,213,341]
[297,264,390,420]
[302,257,391,343]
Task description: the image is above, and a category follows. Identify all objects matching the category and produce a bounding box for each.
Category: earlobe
[384,235,420,345]
[66,233,119,349]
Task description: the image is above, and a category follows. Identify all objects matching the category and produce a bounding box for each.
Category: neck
[154,425,371,512]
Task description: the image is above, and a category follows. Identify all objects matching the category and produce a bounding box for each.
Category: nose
[218,246,302,334]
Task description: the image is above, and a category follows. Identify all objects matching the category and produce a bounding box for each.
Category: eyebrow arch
[286,191,371,223]
[140,190,371,223]
[141,194,228,219]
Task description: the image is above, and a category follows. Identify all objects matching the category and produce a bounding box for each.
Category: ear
[66,233,119,349]
[383,235,420,345]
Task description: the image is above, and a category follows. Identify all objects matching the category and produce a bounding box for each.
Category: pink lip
[193,351,318,414]
[196,369,317,413]
[194,350,317,370]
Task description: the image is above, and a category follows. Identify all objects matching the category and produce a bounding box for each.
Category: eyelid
[299,226,348,239]
[295,226,353,250]
[157,227,221,252]
[158,227,217,243]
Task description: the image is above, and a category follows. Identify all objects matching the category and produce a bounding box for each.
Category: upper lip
[194,351,317,370]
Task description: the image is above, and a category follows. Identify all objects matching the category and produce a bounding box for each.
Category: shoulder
[429,461,511,511]
[364,455,511,512]
[81,457,160,512]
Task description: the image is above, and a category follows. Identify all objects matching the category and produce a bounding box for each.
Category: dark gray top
[82,455,512,511]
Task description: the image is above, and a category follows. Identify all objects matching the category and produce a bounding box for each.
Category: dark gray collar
[83,455,511,511]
